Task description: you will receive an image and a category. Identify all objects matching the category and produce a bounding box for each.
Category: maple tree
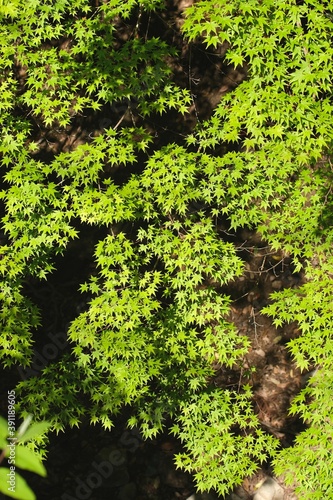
[1,0,333,497]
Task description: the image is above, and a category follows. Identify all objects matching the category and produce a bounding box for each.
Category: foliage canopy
[1,0,333,497]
